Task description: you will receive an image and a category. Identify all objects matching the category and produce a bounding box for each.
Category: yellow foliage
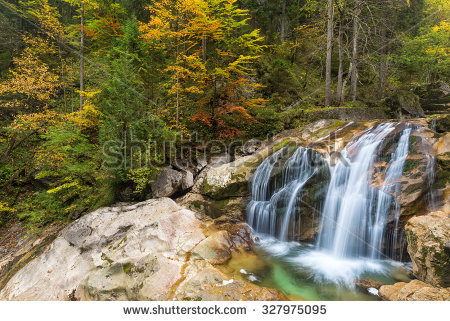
[0,43,59,106]
[0,202,16,213]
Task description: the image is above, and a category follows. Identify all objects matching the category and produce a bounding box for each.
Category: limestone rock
[151,168,183,197]
[181,170,194,191]
[379,280,450,301]
[192,231,233,264]
[193,138,293,199]
[237,139,262,156]
[379,282,407,300]
[209,153,231,168]
[0,198,274,301]
[405,211,450,287]
[177,193,246,220]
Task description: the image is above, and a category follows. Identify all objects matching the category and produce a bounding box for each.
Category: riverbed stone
[379,280,450,301]
[0,198,281,301]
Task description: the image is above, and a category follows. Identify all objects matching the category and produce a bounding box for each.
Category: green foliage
[0,0,448,229]
[17,124,107,226]
[391,21,450,84]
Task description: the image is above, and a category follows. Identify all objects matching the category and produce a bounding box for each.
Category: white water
[317,124,411,259]
[248,122,419,285]
[247,146,326,240]
[425,154,439,211]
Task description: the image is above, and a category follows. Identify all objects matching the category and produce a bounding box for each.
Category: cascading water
[247,122,417,287]
[317,124,411,260]
[247,146,328,240]
[425,154,438,211]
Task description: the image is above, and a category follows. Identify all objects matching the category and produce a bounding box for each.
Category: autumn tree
[140,0,265,139]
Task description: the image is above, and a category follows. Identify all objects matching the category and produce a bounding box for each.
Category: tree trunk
[325,0,334,106]
[202,33,206,61]
[71,60,74,113]
[336,12,344,105]
[350,0,360,101]
[280,0,287,43]
[59,45,67,112]
[79,0,84,110]
[378,25,387,99]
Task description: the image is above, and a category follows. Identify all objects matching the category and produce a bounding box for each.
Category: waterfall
[247,146,328,240]
[425,154,438,211]
[318,125,412,259]
[248,122,417,284]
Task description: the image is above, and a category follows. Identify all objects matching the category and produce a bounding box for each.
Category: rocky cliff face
[180,119,444,242]
[405,211,450,288]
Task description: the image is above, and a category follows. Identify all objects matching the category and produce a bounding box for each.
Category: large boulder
[0,198,284,301]
[405,211,450,287]
[386,90,426,118]
[192,138,294,200]
[379,280,450,301]
[151,168,183,197]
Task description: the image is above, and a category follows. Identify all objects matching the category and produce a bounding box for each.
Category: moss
[122,262,135,275]
[110,235,127,251]
[405,229,418,253]
[420,245,429,260]
[213,198,230,208]
[101,253,113,264]
[0,234,57,292]
[403,159,420,173]
[273,139,291,151]
[432,249,450,283]
[434,157,449,189]
[409,136,419,145]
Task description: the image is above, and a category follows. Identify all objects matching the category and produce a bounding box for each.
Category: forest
[0,0,448,228]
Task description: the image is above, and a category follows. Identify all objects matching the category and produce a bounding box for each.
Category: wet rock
[355,279,383,290]
[405,211,450,287]
[192,231,233,265]
[213,218,254,252]
[171,261,287,301]
[379,282,407,300]
[430,114,450,133]
[379,280,450,301]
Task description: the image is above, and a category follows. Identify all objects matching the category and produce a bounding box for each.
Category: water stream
[243,122,429,299]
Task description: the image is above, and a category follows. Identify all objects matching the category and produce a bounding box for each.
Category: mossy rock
[196,138,295,200]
